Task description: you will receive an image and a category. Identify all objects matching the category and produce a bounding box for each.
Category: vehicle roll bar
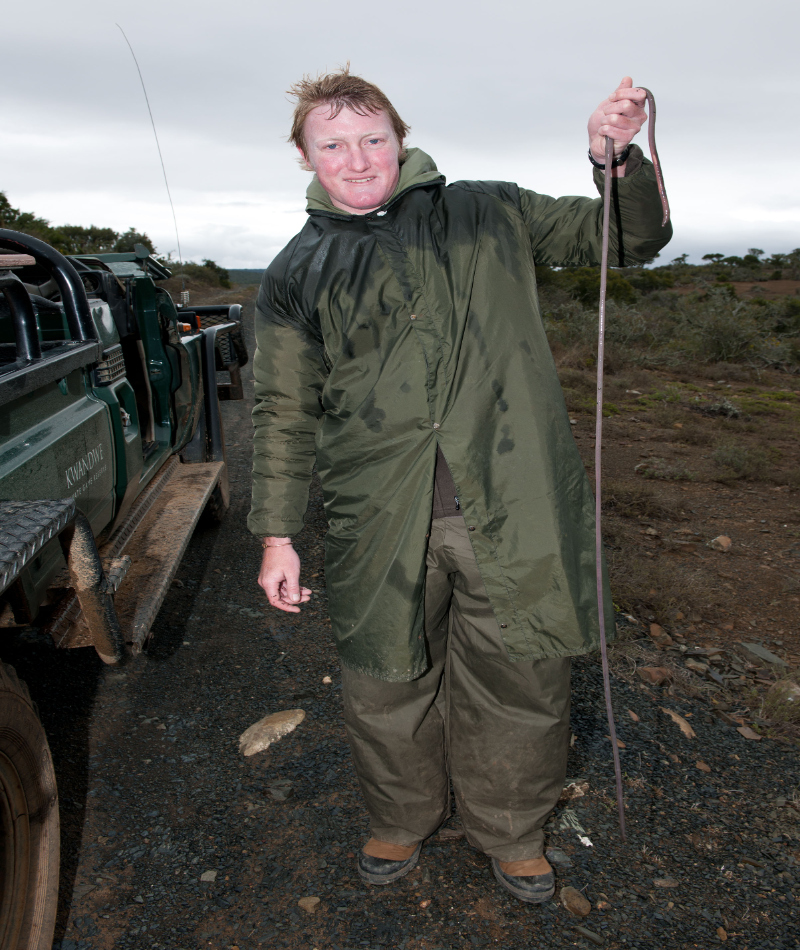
[0,229,97,342]
[0,272,42,361]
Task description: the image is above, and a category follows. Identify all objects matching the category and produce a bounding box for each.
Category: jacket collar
[305,147,445,219]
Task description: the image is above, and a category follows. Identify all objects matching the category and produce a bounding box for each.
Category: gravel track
[2,314,799,950]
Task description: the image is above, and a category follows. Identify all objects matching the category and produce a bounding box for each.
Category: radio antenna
[116,24,185,284]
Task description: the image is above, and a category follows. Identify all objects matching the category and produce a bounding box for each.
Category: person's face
[299,105,402,215]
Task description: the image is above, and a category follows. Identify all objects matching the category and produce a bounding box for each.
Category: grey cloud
[1,0,796,266]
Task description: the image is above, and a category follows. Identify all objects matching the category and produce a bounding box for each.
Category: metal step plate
[113,461,224,653]
[47,457,180,647]
[0,499,76,596]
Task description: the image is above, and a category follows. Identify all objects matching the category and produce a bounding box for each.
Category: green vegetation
[166,258,232,289]
[712,442,772,480]
[635,458,696,481]
[0,191,155,255]
[601,478,676,520]
[762,680,800,726]
[539,249,800,373]
[1,190,230,289]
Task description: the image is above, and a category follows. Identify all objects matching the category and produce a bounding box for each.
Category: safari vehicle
[0,228,248,950]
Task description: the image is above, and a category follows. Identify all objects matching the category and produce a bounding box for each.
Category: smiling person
[249,67,671,902]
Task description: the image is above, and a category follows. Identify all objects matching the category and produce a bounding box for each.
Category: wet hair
[288,65,410,163]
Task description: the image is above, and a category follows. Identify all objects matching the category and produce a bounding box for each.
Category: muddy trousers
[341,517,572,862]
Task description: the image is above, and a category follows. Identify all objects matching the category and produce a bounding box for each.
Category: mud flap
[0,500,125,664]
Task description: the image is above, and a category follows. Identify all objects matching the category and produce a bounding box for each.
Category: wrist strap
[588,144,632,170]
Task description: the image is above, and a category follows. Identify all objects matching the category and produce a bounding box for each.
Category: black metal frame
[0,229,97,342]
[0,230,103,408]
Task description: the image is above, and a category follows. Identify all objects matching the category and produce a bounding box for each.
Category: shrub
[113,228,156,254]
[200,259,232,288]
[762,680,800,726]
[686,296,760,363]
[635,458,696,481]
[557,367,595,392]
[712,442,770,480]
[168,259,232,288]
[627,270,675,294]
[544,301,596,349]
[695,398,741,418]
[601,479,676,519]
[559,267,636,307]
[537,249,800,371]
[649,404,685,428]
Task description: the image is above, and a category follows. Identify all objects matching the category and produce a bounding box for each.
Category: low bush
[535,254,800,373]
[635,458,696,481]
[712,442,771,480]
[602,478,676,520]
[168,259,232,288]
[762,680,800,726]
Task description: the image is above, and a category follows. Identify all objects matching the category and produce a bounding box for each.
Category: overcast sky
[2,0,797,268]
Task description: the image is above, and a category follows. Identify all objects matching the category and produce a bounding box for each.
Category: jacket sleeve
[517,145,672,267]
[247,269,328,539]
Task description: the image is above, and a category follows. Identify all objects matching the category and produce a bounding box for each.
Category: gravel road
[2,312,799,950]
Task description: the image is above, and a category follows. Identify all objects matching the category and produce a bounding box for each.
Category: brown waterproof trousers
[341,517,572,862]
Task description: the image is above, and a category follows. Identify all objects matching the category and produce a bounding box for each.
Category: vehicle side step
[113,461,224,653]
[48,457,180,648]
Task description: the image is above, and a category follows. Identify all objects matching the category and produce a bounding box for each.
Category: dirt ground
[671,280,800,301]
[4,279,800,950]
[566,362,800,661]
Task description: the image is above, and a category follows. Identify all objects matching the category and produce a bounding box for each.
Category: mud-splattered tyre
[0,663,59,950]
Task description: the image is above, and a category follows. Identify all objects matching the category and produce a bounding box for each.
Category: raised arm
[516,75,670,267]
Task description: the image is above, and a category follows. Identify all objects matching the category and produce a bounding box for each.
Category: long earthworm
[595,88,670,842]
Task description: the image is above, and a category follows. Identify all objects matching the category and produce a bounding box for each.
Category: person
[249,68,671,903]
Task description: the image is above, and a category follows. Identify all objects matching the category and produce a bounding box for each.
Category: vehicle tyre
[0,663,59,950]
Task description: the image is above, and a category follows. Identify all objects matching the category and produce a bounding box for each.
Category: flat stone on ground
[637,666,673,685]
[238,708,306,756]
[739,643,787,666]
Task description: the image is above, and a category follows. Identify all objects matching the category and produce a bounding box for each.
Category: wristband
[588,144,632,170]
[262,537,293,548]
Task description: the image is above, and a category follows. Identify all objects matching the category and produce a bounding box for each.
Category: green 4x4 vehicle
[0,228,249,950]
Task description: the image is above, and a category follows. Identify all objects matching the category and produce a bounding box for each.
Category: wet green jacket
[249,147,671,680]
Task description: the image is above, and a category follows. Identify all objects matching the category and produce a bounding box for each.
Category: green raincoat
[249,147,672,680]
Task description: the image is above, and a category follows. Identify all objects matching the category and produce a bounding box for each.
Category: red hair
[288,65,410,158]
